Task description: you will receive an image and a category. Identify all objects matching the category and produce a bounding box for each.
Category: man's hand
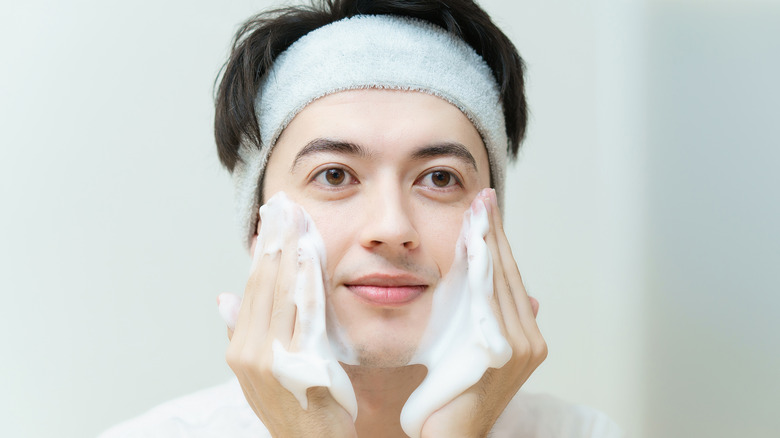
[221,201,357,438]
[420,189,547,438]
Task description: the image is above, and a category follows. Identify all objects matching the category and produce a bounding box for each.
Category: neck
[342,363,427,438]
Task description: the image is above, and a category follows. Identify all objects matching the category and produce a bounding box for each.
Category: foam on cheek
[218,193,510,434]
[399,201,512,438]
[252,192,358,421]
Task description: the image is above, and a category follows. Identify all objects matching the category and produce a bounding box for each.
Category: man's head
[215,0,527,366]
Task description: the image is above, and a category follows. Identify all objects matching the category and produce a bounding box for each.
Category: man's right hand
[220,203,357,438]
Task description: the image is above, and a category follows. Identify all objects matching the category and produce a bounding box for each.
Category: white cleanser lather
[218,192,511,438]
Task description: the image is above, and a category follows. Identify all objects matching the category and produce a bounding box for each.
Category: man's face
[260,89,491,367]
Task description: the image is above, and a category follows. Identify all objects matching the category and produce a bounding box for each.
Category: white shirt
[100,378,624,438]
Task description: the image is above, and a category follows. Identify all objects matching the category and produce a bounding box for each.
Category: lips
[345,273,428,306]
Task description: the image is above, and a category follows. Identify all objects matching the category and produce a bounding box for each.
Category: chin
[350,341,418,368]
[329,289,433,368]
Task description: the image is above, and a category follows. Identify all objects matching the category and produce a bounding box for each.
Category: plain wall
[643,1,780,436]
[1,2,259,436]
[3,0,777,437]
[2,0,634,436]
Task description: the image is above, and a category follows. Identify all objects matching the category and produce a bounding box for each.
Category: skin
[224,89,546,438]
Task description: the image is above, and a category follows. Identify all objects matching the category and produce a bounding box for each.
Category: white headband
[233,14,508,247]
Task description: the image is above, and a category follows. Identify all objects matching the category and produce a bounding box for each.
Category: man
[101,0,622,436]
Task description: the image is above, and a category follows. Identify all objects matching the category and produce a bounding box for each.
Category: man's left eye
[420,170,459,188]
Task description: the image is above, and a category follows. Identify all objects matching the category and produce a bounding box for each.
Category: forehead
[271,88,489,169]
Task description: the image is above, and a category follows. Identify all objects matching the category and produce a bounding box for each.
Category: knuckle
[512,338,531,359]
[225,351,239,369]
[241,352,276,381]
[238,351,261,371]
[225,345,242,368]
[533,339,549,363]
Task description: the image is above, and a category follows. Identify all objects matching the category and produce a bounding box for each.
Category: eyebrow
[290,138,373,172]
[289,138,478,172]
[410,142,478,171]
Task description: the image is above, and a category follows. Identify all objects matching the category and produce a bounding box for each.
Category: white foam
[218,193,510,435]
[217,293,241,331]
[400,202,512,438]
[221,192,358,421]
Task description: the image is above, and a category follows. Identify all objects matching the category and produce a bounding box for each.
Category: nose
[358,187,420,251]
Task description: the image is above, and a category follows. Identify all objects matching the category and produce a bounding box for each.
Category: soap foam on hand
[399,196,512,438]
[218,192,358,421]
[217,192,510,437]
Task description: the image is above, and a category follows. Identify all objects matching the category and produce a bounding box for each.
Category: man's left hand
[420,189,547,438]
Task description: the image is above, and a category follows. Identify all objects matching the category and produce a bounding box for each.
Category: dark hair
[214,0,527,172]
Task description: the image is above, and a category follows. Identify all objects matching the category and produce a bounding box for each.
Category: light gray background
[1,0,778,437]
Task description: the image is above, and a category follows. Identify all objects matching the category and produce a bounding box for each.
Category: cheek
[417,209,465,276]
[301,204,356,276]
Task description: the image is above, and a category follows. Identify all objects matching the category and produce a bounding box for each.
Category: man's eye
[421,170,459,188]
[314,167,353,186]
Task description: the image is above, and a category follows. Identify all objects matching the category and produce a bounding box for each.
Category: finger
[486,189,537,327]
[229,222,281,368]
[267,205,303,347]
[289,236,323,350]
[225,215,282,430]
[477,191,522,335]
[529,296,539,318]
[483,190,548,373]
[231,243,281,352]
[486,190,546,363]
[474,192,513,336]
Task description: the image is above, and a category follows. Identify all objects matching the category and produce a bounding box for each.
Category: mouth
[345,273,429,307]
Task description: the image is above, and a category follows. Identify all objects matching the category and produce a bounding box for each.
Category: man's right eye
[312,167,356,187]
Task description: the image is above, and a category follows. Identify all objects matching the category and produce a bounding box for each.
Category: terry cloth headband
[233,14,509,248]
